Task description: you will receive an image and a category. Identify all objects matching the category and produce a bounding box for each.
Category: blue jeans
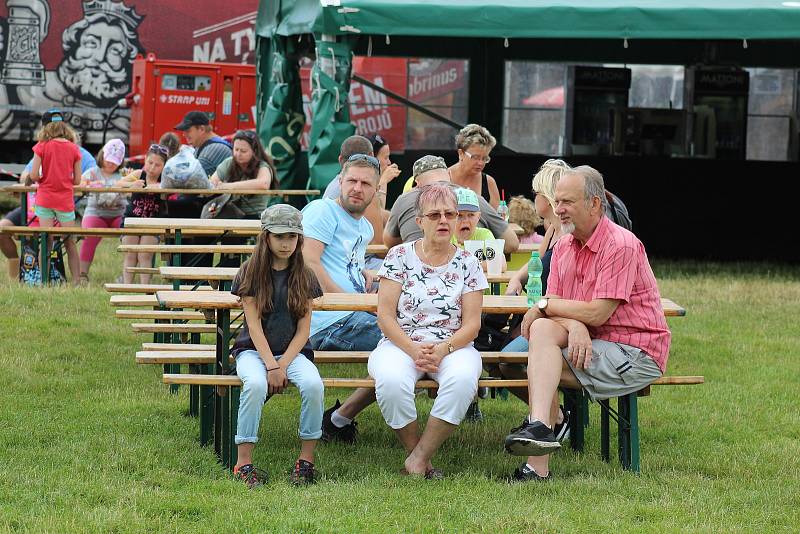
[502,335,529,353]
[310,311,382,351]
[234,350,324,444]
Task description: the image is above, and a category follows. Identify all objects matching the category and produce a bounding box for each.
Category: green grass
[0,242,799,532]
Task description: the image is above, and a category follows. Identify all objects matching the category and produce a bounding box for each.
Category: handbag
[201,194,245,219]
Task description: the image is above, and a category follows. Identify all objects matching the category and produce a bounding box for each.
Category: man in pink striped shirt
[504,165,670,482]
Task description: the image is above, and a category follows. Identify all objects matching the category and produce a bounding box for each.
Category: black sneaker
[233,463,266,489]
[290,459,316,485]
[321,399,358,443]
[553,405,570,442]
[504,418,561,456]
[464,400,484,423]
[510,462,552,482]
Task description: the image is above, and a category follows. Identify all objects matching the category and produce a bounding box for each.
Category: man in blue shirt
[302,153,383,443]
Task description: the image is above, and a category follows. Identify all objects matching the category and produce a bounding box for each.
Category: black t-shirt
[231,267,322,360]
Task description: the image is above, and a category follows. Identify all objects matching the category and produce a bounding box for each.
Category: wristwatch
[537,298,549,316]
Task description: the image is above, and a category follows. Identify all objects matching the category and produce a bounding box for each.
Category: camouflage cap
[412,155,447,177]
[260,204,303,234]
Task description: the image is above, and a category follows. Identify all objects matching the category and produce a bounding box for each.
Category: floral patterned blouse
[377,240,489,344]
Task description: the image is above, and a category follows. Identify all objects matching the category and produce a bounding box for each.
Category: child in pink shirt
[29,119,83,285]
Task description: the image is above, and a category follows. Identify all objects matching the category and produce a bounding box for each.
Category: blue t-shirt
[25,146,96,174]
[301,198,374,336]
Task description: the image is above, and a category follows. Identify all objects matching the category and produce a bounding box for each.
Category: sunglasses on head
[237,130,257,139]
[347,153,380,170]
[148,144,169,156]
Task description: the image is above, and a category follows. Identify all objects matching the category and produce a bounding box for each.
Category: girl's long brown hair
[237,231,315,319]
[37,121,77,142]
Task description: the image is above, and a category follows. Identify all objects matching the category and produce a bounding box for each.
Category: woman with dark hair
[210,130,278,219]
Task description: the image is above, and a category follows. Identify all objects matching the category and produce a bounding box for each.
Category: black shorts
[3,206,23,226]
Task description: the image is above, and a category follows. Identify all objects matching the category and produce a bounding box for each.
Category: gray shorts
[563,339,661,400]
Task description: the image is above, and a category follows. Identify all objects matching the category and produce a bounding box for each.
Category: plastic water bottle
[497,200,509,222]
[526,251,543,306]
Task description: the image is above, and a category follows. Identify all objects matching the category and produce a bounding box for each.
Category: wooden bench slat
[2,225,164,237]
[105,283,214,294]
[116,309,206,320]
[142,342,215,351]
[110,294,158,307]
[132,323,218,334]
[126,267,160,275]
[163,373,704,388]
[136,351,216,364]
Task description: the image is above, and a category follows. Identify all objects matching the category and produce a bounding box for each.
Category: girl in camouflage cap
[229,204,325,487]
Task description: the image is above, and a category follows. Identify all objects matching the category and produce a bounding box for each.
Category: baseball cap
[102,139,126,166]
[42,108,63,125]
[412,155,447,177]
[260,204,303,234]
[174,111,210,131]
[456,187,480,212]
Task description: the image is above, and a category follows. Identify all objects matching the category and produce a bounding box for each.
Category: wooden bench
[162,370,703,471]
[105,283,215,294]
[116,309,206,321]
[126,267,160,275]
[142,342,215,351]
[144,290,690,470]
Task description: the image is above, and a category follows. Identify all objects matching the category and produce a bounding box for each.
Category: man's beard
[339,194,370,216]
[58,55,130,104]
[561,222,575,235]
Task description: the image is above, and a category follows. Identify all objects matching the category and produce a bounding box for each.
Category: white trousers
[367,340,482,429]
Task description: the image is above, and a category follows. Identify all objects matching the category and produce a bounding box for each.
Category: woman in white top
[369,182,488,479]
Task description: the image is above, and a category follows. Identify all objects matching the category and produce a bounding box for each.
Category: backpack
[605,191,633,231]
[19,238,67,286]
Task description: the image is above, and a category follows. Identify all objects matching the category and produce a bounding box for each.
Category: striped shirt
[548,216,671,372]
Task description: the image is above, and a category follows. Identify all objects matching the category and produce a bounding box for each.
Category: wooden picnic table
[155,290,686,317]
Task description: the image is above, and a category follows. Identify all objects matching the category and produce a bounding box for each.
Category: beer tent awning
[258,0,800,41]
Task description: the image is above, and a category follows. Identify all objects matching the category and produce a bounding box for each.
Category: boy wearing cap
[384,155,519,254]
[451,187,508,272]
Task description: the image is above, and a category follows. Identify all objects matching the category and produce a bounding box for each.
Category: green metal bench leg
[221,387,231,468]
[188,364,200,417]
[200,364,214,447]
[229,386,240,468]
[567,390,585,452]
[618,393,640,472]
[600,399,610,462]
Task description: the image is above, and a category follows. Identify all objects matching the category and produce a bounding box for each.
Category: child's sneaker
[233,463,266,489]
[290,459,316,485]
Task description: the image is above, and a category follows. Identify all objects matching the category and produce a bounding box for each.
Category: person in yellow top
[451,188,507,271]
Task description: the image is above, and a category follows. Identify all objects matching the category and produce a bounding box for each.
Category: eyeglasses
[148,144,169,156]
[464,151,490,164]
[422,210,458,221]
[347,153,380,170]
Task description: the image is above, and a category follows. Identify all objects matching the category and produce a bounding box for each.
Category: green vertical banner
[307,37,356,193]
[256,34,306,194]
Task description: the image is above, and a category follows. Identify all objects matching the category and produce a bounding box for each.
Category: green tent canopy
[259,0,800,41]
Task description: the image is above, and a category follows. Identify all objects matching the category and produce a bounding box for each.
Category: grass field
[0,240,798,532]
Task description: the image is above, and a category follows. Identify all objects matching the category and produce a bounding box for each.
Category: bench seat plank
[116,309,206,320]
[163,374,703,388]
[142,342,215,351]
[105,283,214,294]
